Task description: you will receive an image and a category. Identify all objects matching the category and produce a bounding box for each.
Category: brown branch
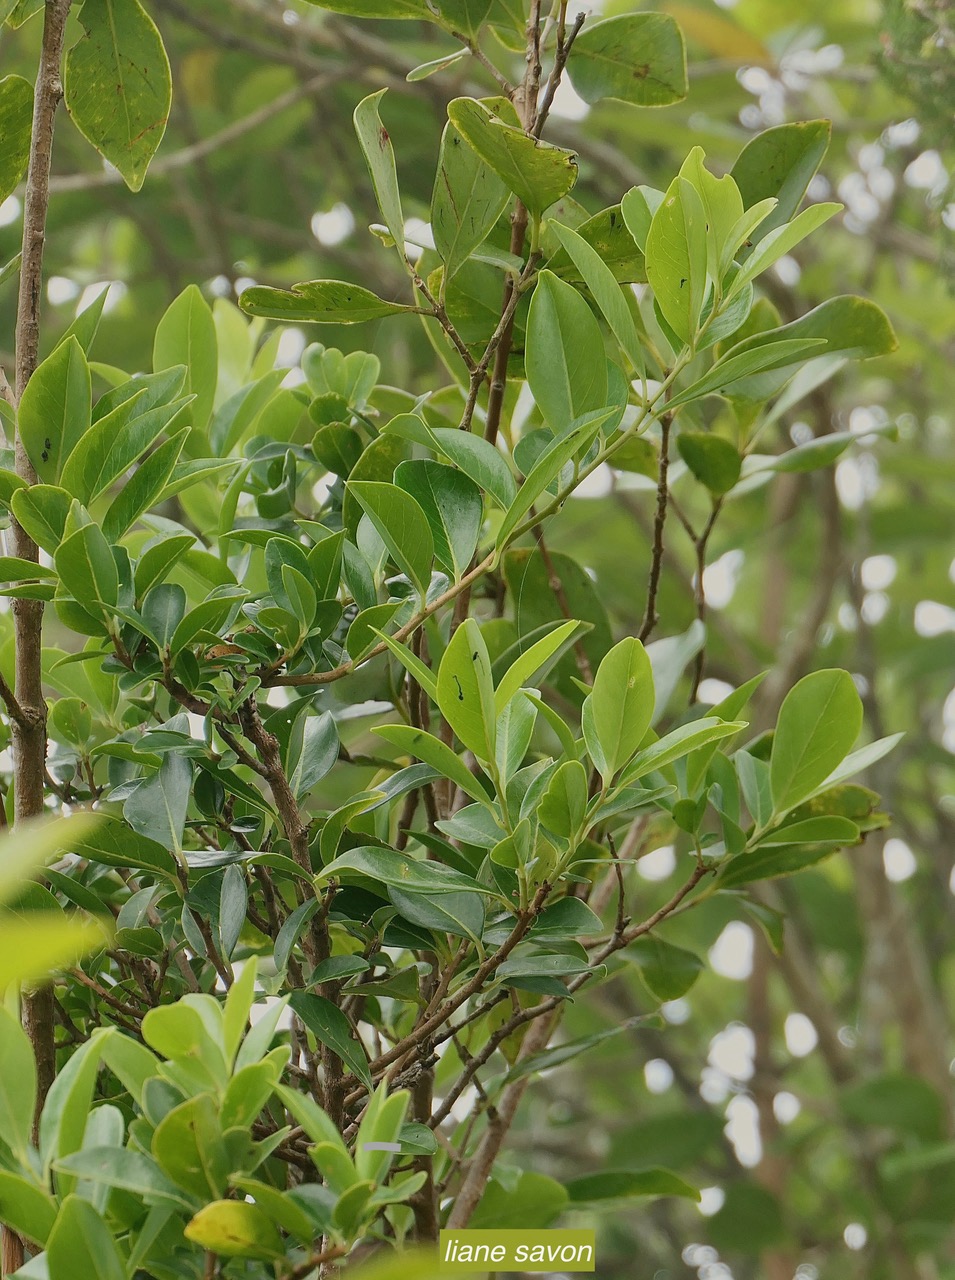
[639,414,672,642]
[4,6,73,1275]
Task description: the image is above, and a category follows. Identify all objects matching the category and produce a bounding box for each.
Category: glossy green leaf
[124,753,192,854]
[289,992,372,1089]
[494,619,588,713]
[621,716,747,784]
[241,279,417,324]
[17,337,91,483]
[646,176,708,346]
[185,1199,284,1260]
[430,426,517,509]
[390,885,485,945]
[432,119,510,277]
[568,13,688,107]
[55,1147,191,1208]
[153,285,218,432]
[375,723,491,805]
[395,459,483,579]
[349,480,434,595]
[731,119,831,248]
[9,485,71,555]
[539,760,589,839]
[770,669,863,816]
[436,616,497,760]
[547,220,643,373]
[0,74,31,203]
[354,90,405,249]
[583,636,655,783]
[152,1094,228,1199]
[526,270,609,428]
[101,427,187,541]
[45,1195,126,1280]
[729,201,841,296]
[64,0,172,192]
[448,97,578,214]
[320,844,493,897]
[0,1007,34,1161]
[54,521,118,610]
[0,1171,57,1247]
[496,409,612,552]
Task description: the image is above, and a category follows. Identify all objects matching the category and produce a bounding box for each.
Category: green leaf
[432,119,510,278]
[728,295,898,370]
[433,0,492,34]
[676,431,741,493]
[582,636,655,783]
[153,285,218,433]
[320,845,493,898]
[668,336,826,408]
[54,521,118,611]
[0,75,32,202]
[646,176,708,346]
[758,815,859,846]
[9,483,70,555]
[496,409,612,553]
[539,759,588,838]
[395,459,483,580]
[0,556,56,583]
[0,1006,35,1162]
[621,716,747,784]
[185,1200,284,1260]
[54,1147,191,1209]
[371,629,438,701]
[45,1196,126,1280]
[567,14,688,107]
[526,270,609,428]
[375,723,491,805]
[494,618,586,714]
[241,280,417,324]
[289,993,372,1090]
[678,146,745,280]
[731,120,831,249]
[353,90,405,249]
[567,1167,700,1203]
[40,1033,106,1175]
[447,97,578,215]
[389,885,485,946]
[628,935,704,1000]
[17,336,91,483]
[430,426,517,509]
[729,202,841,297]
[349,480,434,595]
[547,220,643,373]
[101,427,188,541]
[301,0,428,14]
[124,753,192,854]
[0,1171,57,1247]
[770,669,863,816]
[152,1094,228,1199]
[621,185,664,253]
[64,0,172,192]
[436,616,497,760]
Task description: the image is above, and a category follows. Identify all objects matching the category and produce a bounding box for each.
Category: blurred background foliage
[1,1,953,1277]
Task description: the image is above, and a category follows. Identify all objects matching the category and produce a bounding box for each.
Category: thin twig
[639,414,672,642]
